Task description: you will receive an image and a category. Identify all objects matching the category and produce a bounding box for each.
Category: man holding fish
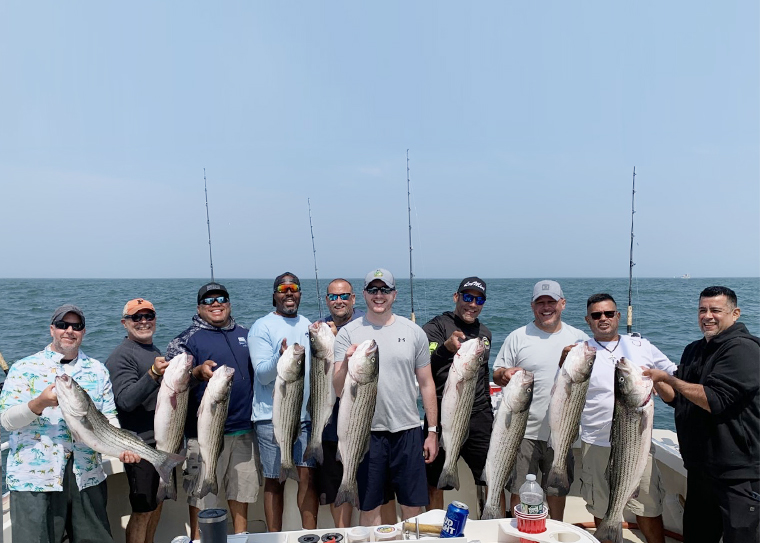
[0,304,142,543]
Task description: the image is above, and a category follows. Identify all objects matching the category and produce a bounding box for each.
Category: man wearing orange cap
[106,298,169,543]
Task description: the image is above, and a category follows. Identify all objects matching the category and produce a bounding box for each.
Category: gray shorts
[184,431,262,509]
[580,441,665,518]
[507,438,574,496]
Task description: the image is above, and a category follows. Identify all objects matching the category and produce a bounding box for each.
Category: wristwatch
[427,426,438,433]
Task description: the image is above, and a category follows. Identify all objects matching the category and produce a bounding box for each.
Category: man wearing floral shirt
[0,304,140,543]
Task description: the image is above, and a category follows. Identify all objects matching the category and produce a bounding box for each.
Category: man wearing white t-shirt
[580,293,675,543]
[493,280,588,520]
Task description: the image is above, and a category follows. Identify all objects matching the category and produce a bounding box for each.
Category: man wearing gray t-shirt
[492,280,588,520]
[334,268,439,526]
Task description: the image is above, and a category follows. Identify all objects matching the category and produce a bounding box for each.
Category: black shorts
[426,407,493,489]
[357,428,428,511]
[124,458,161,513]
[318,440,395,505]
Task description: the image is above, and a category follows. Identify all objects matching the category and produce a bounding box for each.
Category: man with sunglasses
[421,277,494,513]
[492,280,588,520]
[166,282,258,539]
[579,293,675,543]
[249,272,319,531]
[105,298,168,543]
[0,304,140,543]
[333,268,439,526]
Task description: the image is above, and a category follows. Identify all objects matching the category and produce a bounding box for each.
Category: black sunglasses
[365,286,395,295]
[124,312,156,322]
[53,320,85,331]
[461,293,486,305]
[200,296,230,305]
[590,310,617,320]
[327,293,352,301]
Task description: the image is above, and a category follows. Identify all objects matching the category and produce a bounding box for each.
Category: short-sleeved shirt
[334,315,429,433]
[493,321,589,441]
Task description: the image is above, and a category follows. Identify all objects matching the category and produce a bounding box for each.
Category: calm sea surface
[0,277,758,487]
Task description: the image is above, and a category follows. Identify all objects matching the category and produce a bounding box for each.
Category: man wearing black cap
[421,277,493,511]
[0,305,140,543]
[249,272,319,531]
[166,282,258,539]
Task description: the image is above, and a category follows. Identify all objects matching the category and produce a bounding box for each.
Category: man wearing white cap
[493,280,588,520]
[333,268,439,526]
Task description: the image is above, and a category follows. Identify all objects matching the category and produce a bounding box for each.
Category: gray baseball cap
[364,268,395,289]
[532,280,564,302]
[51,304,85,327]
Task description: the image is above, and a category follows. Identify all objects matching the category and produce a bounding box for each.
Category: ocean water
[0,277,758,488]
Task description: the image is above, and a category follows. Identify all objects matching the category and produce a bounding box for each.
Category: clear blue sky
[1,2,758,279]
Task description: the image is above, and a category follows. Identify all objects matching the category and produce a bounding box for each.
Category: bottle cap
[526,474,536,482]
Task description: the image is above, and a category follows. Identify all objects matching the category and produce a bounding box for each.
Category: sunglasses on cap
[53,320,85,331]
[124,312,156,322]
[327,293,351,301]
[200,296,230,305]
[589,310,617,320]
[365,286,395,295]
[461,293,486,305]
[275,284,301,294]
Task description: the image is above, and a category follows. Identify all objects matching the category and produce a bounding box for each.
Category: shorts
[318,440,395,505]
[357,428,428,511]
[124,458,161,512]
[425,408,493,489]
[184,431,262,509]
[580,441,664,518]
[507,438,574,496]
[255,420,316,480]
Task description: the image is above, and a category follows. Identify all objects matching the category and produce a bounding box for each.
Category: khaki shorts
[580,441,664,519]
[184,431,262,508]
[507,438,574,496]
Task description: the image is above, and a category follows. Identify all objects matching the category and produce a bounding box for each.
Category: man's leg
[428,487,444,510]
[360,506,382,526]
[381,501,397,524]
[125,512,153,543]
[717,477,760,543]
[10,490,60,543]
[224,431,261,533]
[145,503,164,543]
[228,500,249,534]
[264,478,286,532]
[390,429,428,522]
[635,514,665,543]
[123,457,163,543]
[71,477,115,543]
[330,502,353,528]
[189,505,201,540]
[400,505,424,519]
[507,438,542,518]
[546,496,567,521]
[296,466,319,529]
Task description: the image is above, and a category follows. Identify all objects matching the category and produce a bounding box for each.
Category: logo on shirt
[483,337,490,348]
[238,337,247,346]
[398,337,406,342]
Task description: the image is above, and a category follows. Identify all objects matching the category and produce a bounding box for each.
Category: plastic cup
[514,504,548,542]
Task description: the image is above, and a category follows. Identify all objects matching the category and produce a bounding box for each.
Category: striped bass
[304,322,336,464]
[272,343,306,482]
[54,373,185,485]
[481,369,534,520]
[545,341,596,496]
[154,352,193,501]
[595,357,654,543]
[438,337,485,490]
[334,339,379,509]
[189,365,234,498]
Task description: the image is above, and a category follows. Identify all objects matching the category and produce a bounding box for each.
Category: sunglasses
[590,310,618,320]
[275,284,301,294]
[124,312,156,322]
[327,293,352,301]
[365,286,395,295]
[53,320,85,331]
[461,293,486,305]
[200,296,230,305]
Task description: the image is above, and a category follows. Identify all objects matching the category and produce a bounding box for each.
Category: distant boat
[680,274,691,279]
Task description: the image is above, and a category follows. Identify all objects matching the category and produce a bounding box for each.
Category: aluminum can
[440,501,469,538]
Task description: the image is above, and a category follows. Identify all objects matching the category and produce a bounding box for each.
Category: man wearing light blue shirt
[249,272,319,531]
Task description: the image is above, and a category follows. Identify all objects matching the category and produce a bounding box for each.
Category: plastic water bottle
[519,474,544,515]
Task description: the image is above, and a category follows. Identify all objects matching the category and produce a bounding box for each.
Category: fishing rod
[407,149,416,323]
[204,168,215,282]
[627,167,636,335]
[308,198,323,320]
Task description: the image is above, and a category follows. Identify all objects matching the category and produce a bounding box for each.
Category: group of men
[0,273,756,543]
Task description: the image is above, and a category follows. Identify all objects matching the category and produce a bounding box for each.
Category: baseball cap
[51,304,85,327]
[458,277,487,299]
[197,282,229,304]
[273,272,300,292]
[532,280,564,302]
[364,268,395,289]
[122,298,155,317]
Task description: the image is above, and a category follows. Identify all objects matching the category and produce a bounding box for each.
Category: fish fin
[170,393,177,410]
[480,504,502,520]
[157,469,178,502]
[335,446,342,463]
[502,411,513,429]
[279,464,299,483]
[544,466,569,497]
[629,485,641,501]
[323,357,331,375]
[594,520,623,543]
[155,451,186,485]
[334,481,360,509]
[350,381,358,400]
[437,466,460,491]
[303,438,324,465]
[198,476,218,499]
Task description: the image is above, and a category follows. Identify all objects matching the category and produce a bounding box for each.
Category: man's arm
[644,369,706,410]
[106,349,160,413]
[332,329,355,396]
[416,363,439,464]
[248,323,280,387]
[492,337,518,387]
[422,317,461,371]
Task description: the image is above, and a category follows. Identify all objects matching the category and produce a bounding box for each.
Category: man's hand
[279,338,288,356]
[153,356,170,375]
[327,321,338,336]
[643,368,676,403]
[344,344,358,360]
[423,431,438,464]
[29,384,58,415]
[443,331,466,354]
[119,451,142,464]
[493,367,522,387]
[192,360,217,382]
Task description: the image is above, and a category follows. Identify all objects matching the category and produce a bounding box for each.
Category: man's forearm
[667,375,710,412]
[420,382,438,426]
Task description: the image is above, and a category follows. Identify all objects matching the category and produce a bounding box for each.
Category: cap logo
[374,271,383,277]
[136,299,144,305]
[463,281,484,290]
[542,284,550,290]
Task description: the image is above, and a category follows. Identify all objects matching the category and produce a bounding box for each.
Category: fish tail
[155,452,186,485]
[334,481,359,509]
[544,466,569,497]
[480,504,502,520]
[437,465,460,491]
[303,439,324,465]
[594,520,623,543]
[199,477,218,499]
[279,462,300,483]
[157,470,178,502]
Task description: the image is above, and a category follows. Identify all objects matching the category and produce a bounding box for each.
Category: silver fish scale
[438,376,477,489]
[155,387,189,500]
[275,377,305,479]
[306,349,333,463]
[193,391,231,497]
[549,379,590,479]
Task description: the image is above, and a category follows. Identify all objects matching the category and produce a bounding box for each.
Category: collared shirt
[0,346,117,491]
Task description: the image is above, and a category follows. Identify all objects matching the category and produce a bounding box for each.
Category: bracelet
[427,426,438,433]
[150,364,163,377]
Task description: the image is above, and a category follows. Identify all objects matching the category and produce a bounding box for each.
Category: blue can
[440,500,469,538]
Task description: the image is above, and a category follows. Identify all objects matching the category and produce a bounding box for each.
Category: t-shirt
[334,315,430,433]
[325,307,365,330]
[493,321,589,441]
[249,312,312,423]
[581,334,676,447]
